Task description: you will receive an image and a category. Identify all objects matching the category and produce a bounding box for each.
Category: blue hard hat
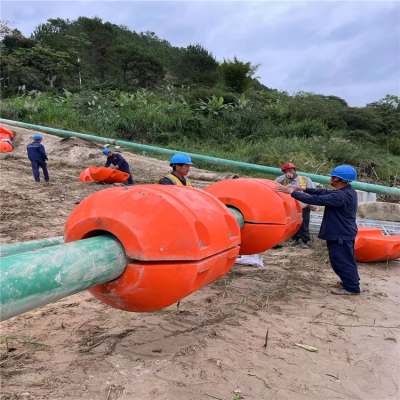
[170,154,193,165]
[33,135,43,140]
[102,149,111,155]
[328,165,357,182]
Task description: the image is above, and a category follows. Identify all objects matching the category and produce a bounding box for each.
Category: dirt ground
[1,124,399,400]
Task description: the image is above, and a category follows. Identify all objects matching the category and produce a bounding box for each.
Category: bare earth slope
[1,124,399,400]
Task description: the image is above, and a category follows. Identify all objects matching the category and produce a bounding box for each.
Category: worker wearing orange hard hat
[274,162,316,249]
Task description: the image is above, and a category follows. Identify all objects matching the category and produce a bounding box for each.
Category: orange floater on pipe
[64,185,240,312]
[204,178,303,254]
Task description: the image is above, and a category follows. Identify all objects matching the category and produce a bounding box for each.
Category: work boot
[290,239,300,247]
[336,280,344,287]
[331,288,360,295]
[272,244,283,249]
[301,241,308,249]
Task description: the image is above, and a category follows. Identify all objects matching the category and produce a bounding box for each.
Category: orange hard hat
[281,162,296,172]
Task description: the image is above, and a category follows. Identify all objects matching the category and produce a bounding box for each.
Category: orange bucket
[0,127,13,139]
[64,185,240,311]
[204,178,303,254]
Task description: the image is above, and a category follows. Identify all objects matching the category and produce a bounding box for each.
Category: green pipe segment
[0,236,64,258]
[1,119,399,197]
[227,206,245,230]
[0,235,127,322]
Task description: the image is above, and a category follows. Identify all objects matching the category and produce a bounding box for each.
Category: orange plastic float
[0,133,11,140]
[0,126,14,139]
[355,228,400,262]
[0,141,13,152]
[88,166,129,183]
[64,185,240,312]
[78,166,129,183]
[204,178,303,254]
[79,168,96,182]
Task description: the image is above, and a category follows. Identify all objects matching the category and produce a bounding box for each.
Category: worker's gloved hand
[311,205,318,211]
[115,166,119,170]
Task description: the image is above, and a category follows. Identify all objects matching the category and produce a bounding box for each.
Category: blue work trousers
[31,160,49,182]
[120,167,134,184]
[327,240,360,293]
[292,206,311,243]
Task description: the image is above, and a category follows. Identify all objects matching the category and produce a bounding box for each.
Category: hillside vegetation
[1,17,399,185]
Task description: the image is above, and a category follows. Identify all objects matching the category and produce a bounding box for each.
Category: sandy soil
[1,124,400,400]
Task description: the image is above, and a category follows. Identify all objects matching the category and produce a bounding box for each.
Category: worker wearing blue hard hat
[275,165,360,296]
[102,149,134,185]
[27,134,49,182]
[159,154,193,186]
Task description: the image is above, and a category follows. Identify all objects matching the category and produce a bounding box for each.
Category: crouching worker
[27,135,49,182]
[159,154,193,186]
[103,149,134,185]
[275,165,360,296]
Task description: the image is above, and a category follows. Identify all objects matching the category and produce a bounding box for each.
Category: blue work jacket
[27,142,48,162]
[291,185,358,241]
[104,153,130,172]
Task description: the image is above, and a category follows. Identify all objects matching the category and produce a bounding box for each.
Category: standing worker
[103,149,134,185]
[275,163,316,249]
[27,135,49,183]
[275,165,360,295]
[159,154,193,186]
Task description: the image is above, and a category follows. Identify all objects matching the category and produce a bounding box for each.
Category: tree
[325,95,348,107]
[2,29,36,52]
[219,57,260,93]
[1,45,78,93]
[288,91,347,130]
[112,44,164,88]
[0,20,15,41]
[366,95,400,137]
[177,44,219,86]
[74,17,117,82]
[343,107,379,134]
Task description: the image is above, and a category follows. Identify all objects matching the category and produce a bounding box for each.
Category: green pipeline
[0,235,127,321]
[1,118,399,197]
[0,236,64,258]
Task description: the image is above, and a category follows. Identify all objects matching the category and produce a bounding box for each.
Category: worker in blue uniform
[159,154,193,186]
[27,135,49,182]
[275,165,360,295]
[103,149,134,184]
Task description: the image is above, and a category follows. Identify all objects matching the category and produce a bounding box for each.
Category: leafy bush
[283,119,328,138]
[192,96,234,116]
